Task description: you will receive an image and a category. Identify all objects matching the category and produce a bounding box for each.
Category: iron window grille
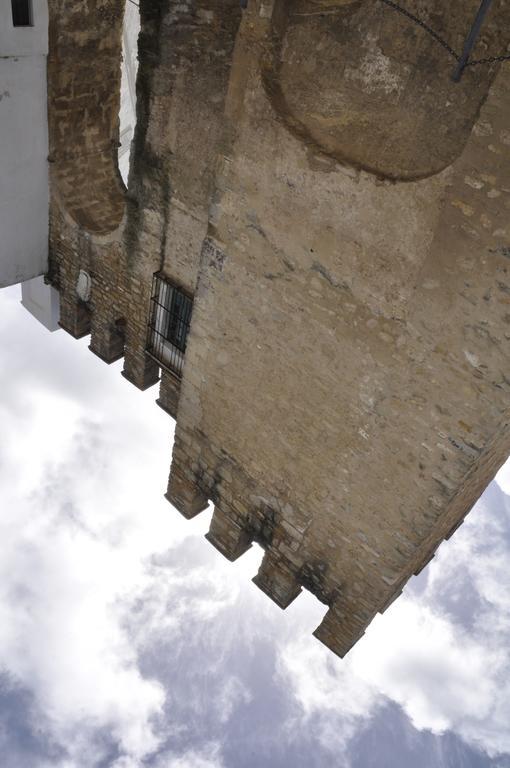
[146,274,193,379]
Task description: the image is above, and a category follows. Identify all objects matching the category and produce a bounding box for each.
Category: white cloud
[149,743,225,768]
[496,458,510,496]
[278,634,377,761]
[0,287,237,767]
[2,279,510,768]
[279,481,510,761]
[0,286,281,768]
[0,401,166,765]
[352,598,500,732]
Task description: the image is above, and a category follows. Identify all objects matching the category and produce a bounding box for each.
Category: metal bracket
[452,0,495,81]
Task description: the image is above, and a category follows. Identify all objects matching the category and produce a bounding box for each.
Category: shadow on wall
[47,0,127,235]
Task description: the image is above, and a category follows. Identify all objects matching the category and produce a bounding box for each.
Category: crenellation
[122,347,160,391]
[41,0,510,658]
[58,302,91,340]
[55,260,92,338]
[313,604,366,660]
[166,462,210,520]
[253,551,302,609]
[157,370,181,418]
[88,317,125,364]
[206,505,253,562]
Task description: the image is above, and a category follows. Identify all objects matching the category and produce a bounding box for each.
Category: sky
[1,285,510,768]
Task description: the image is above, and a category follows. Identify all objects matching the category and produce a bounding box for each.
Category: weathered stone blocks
[166,464,209,520]
[252,551,302,609]
[206,505,253,561]
[46,0,510,660]
[157,371,181,419]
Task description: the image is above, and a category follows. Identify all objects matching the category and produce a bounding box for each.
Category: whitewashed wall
[0,0,49,288]
[20,275,60,331]
[118,2,140,184]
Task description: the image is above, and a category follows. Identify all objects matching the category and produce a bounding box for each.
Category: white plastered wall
[20,275,60,331]
[118,1,140,184]
[0,0,49,288]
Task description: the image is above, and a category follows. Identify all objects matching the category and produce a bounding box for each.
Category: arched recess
[263,0,510,180]
[47,0,126,235]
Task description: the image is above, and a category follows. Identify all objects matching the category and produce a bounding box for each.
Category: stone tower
[46,0,510,657]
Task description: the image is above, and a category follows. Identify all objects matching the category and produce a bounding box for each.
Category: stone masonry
[47,0,510,657]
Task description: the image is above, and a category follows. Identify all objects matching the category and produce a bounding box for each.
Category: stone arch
[263,0,510,180]
[47,0,126,235]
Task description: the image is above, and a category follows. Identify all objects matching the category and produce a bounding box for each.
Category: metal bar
[452,0,495,82]
[145,274,193,378]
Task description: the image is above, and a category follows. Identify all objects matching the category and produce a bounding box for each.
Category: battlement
[46,0,510,658]
[162,397,510,658]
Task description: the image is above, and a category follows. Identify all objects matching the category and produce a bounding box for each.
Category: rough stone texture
[157,370,181,418]
[48,0,241,390]
[47,0,510,658]
[47,0,126,235]
[265,0,510,179]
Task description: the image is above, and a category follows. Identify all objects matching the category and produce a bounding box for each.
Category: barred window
[147,274,193,378]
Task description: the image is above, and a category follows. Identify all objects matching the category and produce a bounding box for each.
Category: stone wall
[48,0,126,235]
[264,0,509,180]
[47,0,510,658]
[48,0,242,392]
[167,1,510,656]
